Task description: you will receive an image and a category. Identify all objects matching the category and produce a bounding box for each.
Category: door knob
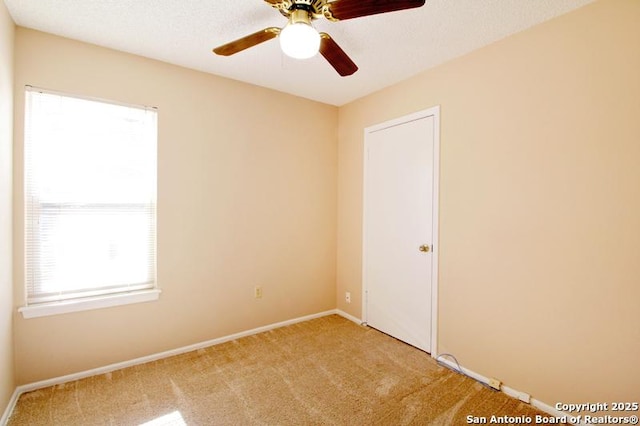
[419,245,430,253]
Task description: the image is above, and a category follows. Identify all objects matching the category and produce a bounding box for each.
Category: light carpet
[8,315,552,425]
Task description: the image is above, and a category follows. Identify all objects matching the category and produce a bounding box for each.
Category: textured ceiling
[4,0,595,106]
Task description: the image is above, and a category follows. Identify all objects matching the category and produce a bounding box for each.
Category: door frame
[361,105,440,357]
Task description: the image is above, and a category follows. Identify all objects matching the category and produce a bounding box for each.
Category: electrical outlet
[488,378,501,390]
[345,292,351,303]
[254,286,262,299]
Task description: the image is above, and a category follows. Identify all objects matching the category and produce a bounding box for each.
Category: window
[22,86,158,317]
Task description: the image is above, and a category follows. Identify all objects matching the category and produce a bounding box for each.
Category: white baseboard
[1,388,21,426]
[335,309,363,325]
[2,309,341,423]
[436,356,591,425]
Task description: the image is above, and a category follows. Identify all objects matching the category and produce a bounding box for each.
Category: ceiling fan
[213,0,426,77]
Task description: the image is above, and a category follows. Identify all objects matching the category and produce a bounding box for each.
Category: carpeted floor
[8,315,552,425]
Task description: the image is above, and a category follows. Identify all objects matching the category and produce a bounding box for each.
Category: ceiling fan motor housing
[276,0,332,21]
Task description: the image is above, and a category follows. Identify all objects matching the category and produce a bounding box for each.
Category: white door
[363,109,438,353]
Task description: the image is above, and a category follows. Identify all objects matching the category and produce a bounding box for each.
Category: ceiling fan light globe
[279,22,320,59]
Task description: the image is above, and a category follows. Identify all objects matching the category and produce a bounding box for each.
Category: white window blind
[24,87,157,305]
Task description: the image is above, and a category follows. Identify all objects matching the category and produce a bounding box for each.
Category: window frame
[20,86,160,318]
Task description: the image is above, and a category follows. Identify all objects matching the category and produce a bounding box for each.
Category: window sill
[19,289,161,319]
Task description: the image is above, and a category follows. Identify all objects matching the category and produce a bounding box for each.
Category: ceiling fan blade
[213,27,281,56]
[319,33,358,77]
[327,0,426,21]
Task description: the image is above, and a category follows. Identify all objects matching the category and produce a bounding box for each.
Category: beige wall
[0,0,15,414]
[13,28,338,384]
[337,0,639,406]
